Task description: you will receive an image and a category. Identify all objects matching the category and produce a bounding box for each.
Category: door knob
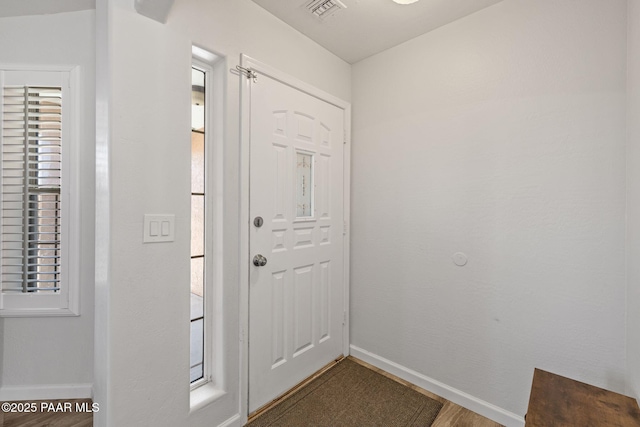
[253,254,268,267]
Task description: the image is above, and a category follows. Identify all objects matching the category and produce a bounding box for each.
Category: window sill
[0,307,80,318]
[190,382,226,413]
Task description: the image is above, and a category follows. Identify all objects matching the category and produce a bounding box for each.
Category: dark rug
[247,358,443,427]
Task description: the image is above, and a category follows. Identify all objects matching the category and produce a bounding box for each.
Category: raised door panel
[249,72,345,413]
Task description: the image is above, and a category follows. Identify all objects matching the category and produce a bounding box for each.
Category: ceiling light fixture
[392,0,419,4]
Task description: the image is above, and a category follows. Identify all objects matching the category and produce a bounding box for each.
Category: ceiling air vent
[306,0,347,20]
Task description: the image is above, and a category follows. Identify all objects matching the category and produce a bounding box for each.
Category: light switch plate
[143,214,175,243]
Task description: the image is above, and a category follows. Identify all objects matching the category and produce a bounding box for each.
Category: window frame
[0,65,80,318]
[190,49,227,411]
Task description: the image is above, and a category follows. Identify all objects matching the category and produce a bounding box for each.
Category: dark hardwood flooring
[0,398,93,427]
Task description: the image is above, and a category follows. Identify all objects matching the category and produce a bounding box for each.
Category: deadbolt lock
[254,216,264,228]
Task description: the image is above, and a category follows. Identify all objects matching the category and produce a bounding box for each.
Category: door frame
[238,54,351,423]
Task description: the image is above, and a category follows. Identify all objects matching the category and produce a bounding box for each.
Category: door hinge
[343,129,347,144]
[343,311,347,325]
[343,221,347,236]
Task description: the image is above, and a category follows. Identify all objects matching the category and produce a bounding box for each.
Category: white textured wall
[96,0,350,426]
[351,0,627,419]
[0,10,95,397]
[627,0,640,403]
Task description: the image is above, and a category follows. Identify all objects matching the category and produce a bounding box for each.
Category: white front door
[249,71,345,413]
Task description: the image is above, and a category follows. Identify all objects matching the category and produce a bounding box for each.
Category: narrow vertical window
[190,49,224,408]
[190,67,206,384]
[2,85,62,294]
[0,68,79,317]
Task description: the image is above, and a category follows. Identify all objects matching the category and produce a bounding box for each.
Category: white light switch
[144,214,175,243]
[161,221,170,236]
[149,221,159,236]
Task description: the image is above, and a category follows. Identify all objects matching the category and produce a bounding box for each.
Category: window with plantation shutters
[0,68,79,317]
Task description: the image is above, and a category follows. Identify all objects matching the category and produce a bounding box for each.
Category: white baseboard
[0,383,92,402]
[217,413,242,427]
[350,345,525,427]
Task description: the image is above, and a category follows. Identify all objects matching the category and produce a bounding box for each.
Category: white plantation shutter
[2,85,63,293]
[0,68,78,317]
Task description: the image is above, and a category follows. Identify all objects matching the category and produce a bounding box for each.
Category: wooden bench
[525,368,640,426]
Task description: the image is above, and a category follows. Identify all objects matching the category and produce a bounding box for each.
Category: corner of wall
[627,0,640,404]
[350,346,525,427]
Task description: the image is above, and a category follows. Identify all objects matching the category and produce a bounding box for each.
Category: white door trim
[238,54,351,423]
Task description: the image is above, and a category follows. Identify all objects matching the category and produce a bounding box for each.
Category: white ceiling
[0,0,95,18]
[252,0,503,64]
[0,0,502,63]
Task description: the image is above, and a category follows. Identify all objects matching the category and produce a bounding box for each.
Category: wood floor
[0,360,502,427]
[0,398,93,427]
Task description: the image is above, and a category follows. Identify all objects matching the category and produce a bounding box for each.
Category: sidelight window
[191,66,206,384]
[189,47,226,410]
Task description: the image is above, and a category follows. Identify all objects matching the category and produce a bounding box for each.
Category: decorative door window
[296,152,314,218]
